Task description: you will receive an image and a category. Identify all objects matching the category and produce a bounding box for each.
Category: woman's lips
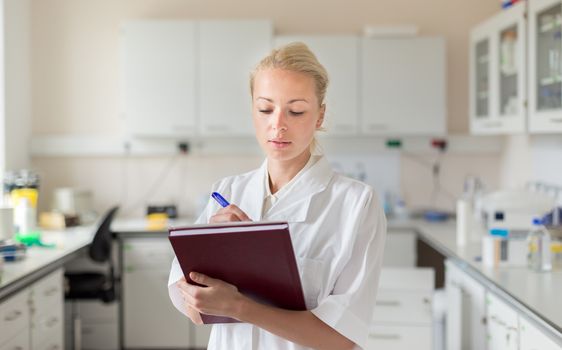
[268,139,292,149]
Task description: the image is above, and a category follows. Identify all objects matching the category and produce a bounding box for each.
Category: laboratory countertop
[392,218,562,339]
[0,225,97,300]
[1,217,561,340]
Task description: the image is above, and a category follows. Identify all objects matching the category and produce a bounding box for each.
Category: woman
[168,42,386,350]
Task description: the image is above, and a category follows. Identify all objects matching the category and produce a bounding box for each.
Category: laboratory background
[1,0,562,349]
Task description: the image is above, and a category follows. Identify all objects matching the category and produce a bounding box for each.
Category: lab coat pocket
[296,257,324,310]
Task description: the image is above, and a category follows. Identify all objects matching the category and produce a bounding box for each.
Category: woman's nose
[271,109,288,132]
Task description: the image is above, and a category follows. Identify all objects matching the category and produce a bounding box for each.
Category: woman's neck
[267,151,311,194]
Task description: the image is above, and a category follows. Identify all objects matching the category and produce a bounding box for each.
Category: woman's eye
[290,111,305,116]
[259,109,273,114]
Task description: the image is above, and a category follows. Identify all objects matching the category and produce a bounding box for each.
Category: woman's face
[252,68,324,163]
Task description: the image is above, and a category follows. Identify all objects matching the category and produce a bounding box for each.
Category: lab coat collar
[242,155,334,223]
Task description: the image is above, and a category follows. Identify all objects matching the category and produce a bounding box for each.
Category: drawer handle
[376,300,401,307]
[369,333,402,340]
[44,286,59,297]
[4,310,23,321]
[46,317,59,327]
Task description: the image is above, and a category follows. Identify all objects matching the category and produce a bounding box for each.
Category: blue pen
[211,192,230,208]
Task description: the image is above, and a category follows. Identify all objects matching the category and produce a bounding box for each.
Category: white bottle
[14,198,35,234]
[456,197,472,246]
[527,218,552,272]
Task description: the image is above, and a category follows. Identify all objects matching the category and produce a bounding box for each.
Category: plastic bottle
[527,218,552,272]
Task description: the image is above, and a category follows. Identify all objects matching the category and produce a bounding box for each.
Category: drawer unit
[486,292,519,350]
[32,307,64,350]
[31,269,63,318]
[373,290,432,325]
[0,288,30,346]
[365,324,431,350]
[0,330,30,350]
[81,321,119,350]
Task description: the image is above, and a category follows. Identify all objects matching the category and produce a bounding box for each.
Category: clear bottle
[527,218,552,272]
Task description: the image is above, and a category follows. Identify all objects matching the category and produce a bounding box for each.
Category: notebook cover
[168,221,306,324]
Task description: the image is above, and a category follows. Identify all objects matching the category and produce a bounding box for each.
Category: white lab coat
[168,155,387,350]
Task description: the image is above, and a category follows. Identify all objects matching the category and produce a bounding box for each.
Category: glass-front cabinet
[470,2,527,134]
[529,0,562,132]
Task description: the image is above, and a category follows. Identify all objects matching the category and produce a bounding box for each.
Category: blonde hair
[250,42,329,107]
[250,42,329,152]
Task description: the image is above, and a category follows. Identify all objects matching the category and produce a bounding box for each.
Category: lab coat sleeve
[311,190,387,350]
[167,182,223,317]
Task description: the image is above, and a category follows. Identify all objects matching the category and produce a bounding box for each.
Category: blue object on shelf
[424,210,449,222]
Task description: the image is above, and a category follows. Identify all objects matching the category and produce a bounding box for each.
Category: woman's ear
[316,104,326,129]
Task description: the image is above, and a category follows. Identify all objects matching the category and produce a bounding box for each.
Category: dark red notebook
[168,221,306,324]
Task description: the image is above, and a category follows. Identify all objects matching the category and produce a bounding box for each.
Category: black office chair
[64,206,119,349]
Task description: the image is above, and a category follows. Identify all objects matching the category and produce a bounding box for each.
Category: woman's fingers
[210,204,251,223]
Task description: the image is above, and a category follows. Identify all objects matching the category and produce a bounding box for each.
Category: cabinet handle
[369,333,402,340]
[376,300,401,307]
[4,309,23,321]
[44,286,59,297]
[46,316,59,327]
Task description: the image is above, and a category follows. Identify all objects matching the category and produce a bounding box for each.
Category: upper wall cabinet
[198,20,272,136]
[528,0,562,133]
[121,20,272,138]
[361,37,446,136]
[470,2,527,135]
[274,35,360,136]
[121,21,197,138]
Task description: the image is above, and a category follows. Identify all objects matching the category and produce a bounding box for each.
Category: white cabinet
[383,228,417,267]
[274,35,360,136]
[30,269,64,350]
[198,20,272,136]
[0,287,30,348]
[486,292,519,350]
[470,2,527,134]
[121,21,198,138]
[445,260,487,350]
[366,267,434,350]
[123,237,195,348]
[519,316,562,350]
[0,269,64,350]
[528,0,562,132]
[361,37,446,136]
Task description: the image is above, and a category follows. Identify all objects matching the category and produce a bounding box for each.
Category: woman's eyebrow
[288,99,308,104]
[256,97,273,102]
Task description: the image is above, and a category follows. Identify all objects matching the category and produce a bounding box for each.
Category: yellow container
[11,188,39,208]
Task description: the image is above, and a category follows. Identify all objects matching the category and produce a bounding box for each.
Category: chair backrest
[89,206,119,263]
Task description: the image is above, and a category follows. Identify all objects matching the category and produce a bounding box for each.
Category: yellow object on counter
[146,213,168,230]
[11,188,39,208]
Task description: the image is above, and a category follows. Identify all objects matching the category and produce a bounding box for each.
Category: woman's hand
[210,204,251,223]
[177,272,248,322]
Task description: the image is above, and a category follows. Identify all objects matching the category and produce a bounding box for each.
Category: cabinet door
[461,268,487,350]
[123,238,192,348]
[486,292,519,350]
[445,261,464,350]
[519,316,562,350]
[470,3,527,135]
[361,37,446,135]
[199,20,272,136]
[528,0,562,133]
[121,21,197,138]
[0,330,30,350]
[382,229,416,267]
[366,324,431,350]
[274,35,359,136]
[0,288,30,346]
